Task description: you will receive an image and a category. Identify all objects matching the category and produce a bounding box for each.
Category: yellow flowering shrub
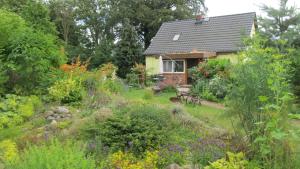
[108,151,159,169]
[204,152,260,169]
[0,140,18,162]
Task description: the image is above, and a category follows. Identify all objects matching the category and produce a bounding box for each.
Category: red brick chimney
[196,15,203,21]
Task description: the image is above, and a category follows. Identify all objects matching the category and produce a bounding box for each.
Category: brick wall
[162,73,186,86]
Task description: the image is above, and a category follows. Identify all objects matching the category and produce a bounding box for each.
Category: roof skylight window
[173,34,180,41]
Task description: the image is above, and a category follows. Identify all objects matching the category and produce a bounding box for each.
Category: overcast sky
[206,0,300,17]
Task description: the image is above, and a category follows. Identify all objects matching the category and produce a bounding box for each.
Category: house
[144,12,256,86]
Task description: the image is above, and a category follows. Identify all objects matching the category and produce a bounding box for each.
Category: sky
[206,0,300,17]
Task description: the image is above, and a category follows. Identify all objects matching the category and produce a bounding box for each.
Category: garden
[0,0,300,169]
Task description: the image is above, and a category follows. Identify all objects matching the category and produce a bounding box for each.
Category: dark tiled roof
[144,12,256,55]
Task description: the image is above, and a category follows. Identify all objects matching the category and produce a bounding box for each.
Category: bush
[0,10,65,95]
[99,105,169,156]
[6,140,96,169]
[204,152,259,169]
[208,75,228,99]
[105,150,159,169]
[190,137,226,167]
[189,59,231,81]
[101,79,124,94]
[0,95,42,129]
[0,140,18,163]
[48,77,83,104]
[126,73,140,87]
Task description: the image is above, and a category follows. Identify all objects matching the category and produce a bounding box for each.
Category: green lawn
[123,88,233,131]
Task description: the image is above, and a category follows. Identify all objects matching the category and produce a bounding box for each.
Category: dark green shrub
[6,140,96,169]
[100,105,170,156]
[0,10,65,95]
[82,105,170,155]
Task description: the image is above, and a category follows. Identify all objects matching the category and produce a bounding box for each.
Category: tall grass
[6,140,96,169]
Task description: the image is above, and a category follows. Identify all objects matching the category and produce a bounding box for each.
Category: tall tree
[48,0,77,45]
[0,10,65,94]
[109,0,206,48]
[114,19,143,78]
[74,0,114,68]
[0,0,57,35]
[259,0,300,48]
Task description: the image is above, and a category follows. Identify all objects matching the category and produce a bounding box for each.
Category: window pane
[163,60,173,72]
[174,61,184,72]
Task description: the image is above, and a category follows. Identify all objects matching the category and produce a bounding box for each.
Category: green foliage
[0,139,18,163]
[115,19,143,78]
[110,0,206,48]
[204,152,259,169]
[189,59,231,81]
[101,79,124,94]
[259,0,300,48]
[0,10,65,94]
[6,140,96,169]
[208,75,228,99]
[143,90,154,100]
[0,0,56,35]
[162,86,177,93]
[190,138,226,167]
[104,150,159,169]
[0,95,42,129]
[85,105,170,156]
[189,59,231,101]
[227,36,295,168]
[48,77,83,104]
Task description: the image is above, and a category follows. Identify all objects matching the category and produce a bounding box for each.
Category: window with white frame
[163,60,184,73]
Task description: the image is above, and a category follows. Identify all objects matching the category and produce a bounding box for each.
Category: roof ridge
[163,12,256,24]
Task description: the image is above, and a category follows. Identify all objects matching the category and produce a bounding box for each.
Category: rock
[51,120,57,125]
[166,164,181,169]
[46,116,56,121]
[44,110,54,117]
[54,106,70,114]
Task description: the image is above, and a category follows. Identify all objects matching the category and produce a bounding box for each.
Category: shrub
[0,140,18,163]
[204,152,259,169]
[126,73,140,87]
[189,59,231,81]
[0,10,65,95]
[101,79,124,94]
[100,117,166,156]
[0,95,42,129]
[6,140,96,169]
[191,79,209,96]
[83,105,169,155]
[190,137,226,167]
[106,150,159,169]
[157,144,187,168]
[208,75,228,99]
[227,36,294,168]
[201,89,218,102]
[99,62,118,79]
[126,63,146,87]
[162,86,177,93]
[48,77,83,104]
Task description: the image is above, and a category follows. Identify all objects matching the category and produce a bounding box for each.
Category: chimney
[196,15,203,21]
[195,14,209,24]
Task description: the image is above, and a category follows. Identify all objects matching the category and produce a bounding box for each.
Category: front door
[186,58,202,84]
